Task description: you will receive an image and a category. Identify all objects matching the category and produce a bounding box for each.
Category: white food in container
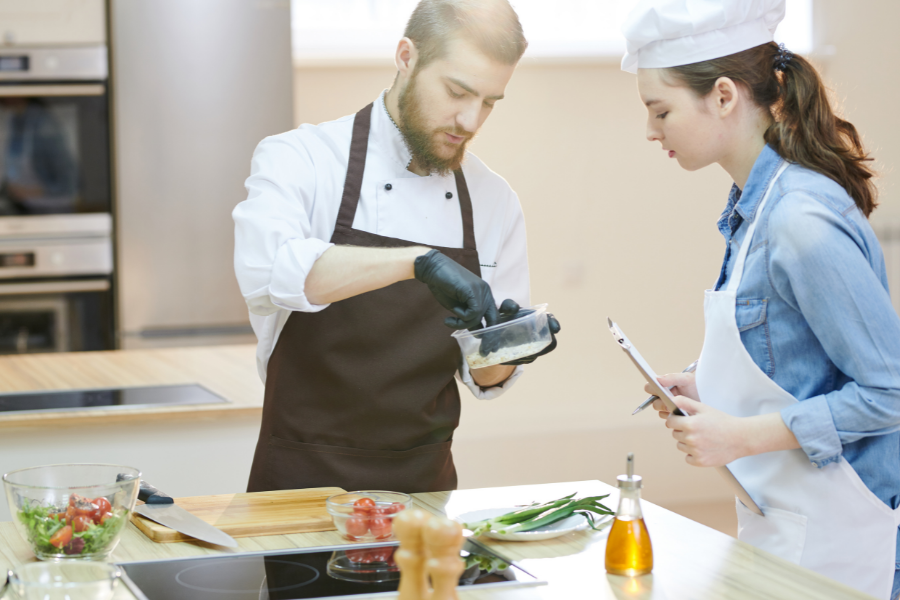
[452,304,551,369]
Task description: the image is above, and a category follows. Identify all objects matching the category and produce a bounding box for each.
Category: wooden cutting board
[131,487,346,543]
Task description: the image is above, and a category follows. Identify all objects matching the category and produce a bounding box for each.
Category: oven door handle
[0,279,109,295]
[0,84,105,97]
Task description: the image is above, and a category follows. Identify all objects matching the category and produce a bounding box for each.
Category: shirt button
[445,192,453,199]
[385,183,392,191]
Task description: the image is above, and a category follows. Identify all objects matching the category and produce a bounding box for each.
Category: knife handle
[135,480,175,505]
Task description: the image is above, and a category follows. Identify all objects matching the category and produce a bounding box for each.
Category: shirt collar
[732,144,786,223]
[373,90,413,171]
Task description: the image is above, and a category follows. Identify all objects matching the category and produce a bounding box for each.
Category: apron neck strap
[335,102,478,252]
[725,161,789,294]
[335,102,374,232]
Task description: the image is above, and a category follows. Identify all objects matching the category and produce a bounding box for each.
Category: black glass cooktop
[118,540,542,600]
[0,384,229,414]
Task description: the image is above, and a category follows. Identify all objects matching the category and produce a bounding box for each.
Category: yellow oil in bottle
[605,453,653,576]
[604,516,653,576]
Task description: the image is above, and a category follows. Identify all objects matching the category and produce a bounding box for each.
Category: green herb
[463,493,614,536]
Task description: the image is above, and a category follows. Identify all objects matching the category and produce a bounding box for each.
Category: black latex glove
[414,249,499,330]
[478,299,560,365]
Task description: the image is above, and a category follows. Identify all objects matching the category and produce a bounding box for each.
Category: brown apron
[247,102,482,494]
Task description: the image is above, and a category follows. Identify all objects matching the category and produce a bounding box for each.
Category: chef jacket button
[385,183,393,191]
[445,192,453,199]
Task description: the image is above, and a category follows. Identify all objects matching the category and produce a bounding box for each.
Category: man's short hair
[403,0,528,69]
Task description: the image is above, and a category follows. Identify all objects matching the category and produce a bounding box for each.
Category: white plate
[457,507,608,542]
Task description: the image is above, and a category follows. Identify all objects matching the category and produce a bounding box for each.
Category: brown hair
[666,42,877,216]
[403,0,528,70]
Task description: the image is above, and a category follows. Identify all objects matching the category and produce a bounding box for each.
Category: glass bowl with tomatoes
[326,491,411,542]
[2,463,141,560]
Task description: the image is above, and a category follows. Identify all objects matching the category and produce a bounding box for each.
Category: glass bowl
[451,303,551,369]
[3,463,141,561]
[326,546,399,583]
[325,491,411,542]
[5,561,121,600]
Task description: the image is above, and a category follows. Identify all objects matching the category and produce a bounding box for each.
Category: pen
[631,359,699,415]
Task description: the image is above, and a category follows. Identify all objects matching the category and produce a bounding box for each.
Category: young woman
[621,1,900,598]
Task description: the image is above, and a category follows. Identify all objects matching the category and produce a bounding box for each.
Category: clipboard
[607,318,764,517]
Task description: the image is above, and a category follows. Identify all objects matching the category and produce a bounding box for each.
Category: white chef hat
[621,0,785,74]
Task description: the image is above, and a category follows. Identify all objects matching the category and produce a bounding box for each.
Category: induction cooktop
[0,384,229,414]
[118,540,543,600]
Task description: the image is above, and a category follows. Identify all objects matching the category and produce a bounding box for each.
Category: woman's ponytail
[668,42,877,216]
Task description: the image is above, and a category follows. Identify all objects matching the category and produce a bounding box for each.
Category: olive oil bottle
[605,453,653,576]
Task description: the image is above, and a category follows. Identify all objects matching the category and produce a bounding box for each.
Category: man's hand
[477,299,560,365]
[414,249,499,330]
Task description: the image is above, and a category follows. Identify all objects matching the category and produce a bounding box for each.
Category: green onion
[464,494,613,536]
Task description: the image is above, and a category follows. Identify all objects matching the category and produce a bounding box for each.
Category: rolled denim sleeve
[769,192,900,467]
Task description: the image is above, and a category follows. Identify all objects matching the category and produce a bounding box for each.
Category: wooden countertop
[0,344,263,429]
[0,481,874,599]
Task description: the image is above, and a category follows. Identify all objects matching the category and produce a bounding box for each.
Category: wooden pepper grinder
[394,510,465,600]
[423,516,465,600]
[394,508,432,600]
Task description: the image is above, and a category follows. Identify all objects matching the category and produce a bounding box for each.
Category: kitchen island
[0,480,873,599]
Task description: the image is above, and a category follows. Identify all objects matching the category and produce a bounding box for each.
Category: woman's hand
[664,396,750,467]
[662,396,801,467]
[644,372,699,419]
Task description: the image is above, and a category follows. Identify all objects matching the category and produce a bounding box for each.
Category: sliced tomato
[369,517,392,539]
[99,512,114,525]
[65,505,75,525]
[49,512,66,523]
[71,496,95,518]
[72,515,93,533]
[49,525,73,548]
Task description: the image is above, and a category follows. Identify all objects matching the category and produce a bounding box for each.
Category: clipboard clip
[607,318,631,350]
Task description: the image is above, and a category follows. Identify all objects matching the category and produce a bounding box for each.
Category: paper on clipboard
[607,317,764,517]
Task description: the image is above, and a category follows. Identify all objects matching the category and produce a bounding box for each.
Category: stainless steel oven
[0,45,114,353]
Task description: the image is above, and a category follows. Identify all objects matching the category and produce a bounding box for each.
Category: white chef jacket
[233,91,531,400]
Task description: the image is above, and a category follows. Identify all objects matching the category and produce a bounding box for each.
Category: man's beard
[397,72,474,177]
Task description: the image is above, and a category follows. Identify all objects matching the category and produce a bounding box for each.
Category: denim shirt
[715,145,900,529]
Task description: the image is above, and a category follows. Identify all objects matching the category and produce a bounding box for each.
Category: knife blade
[130,479,238,547]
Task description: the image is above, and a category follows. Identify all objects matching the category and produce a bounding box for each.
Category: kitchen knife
[123,477,238,547]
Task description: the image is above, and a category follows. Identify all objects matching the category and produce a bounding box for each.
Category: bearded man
[233,0,560,494]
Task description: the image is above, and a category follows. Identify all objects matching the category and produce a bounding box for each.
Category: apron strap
[334,101,478,254]
[335,102,375,231]
[725,161,789,293]
[453,169,477,252]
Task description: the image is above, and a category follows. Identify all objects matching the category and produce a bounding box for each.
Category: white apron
[695,161,900,599]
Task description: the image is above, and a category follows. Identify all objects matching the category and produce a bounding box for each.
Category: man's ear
[395,37,418,77]
[713,76,739,118]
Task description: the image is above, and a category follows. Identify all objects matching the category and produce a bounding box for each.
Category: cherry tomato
[369,517,392,539]
[65,505,75,525]
[93,497,112,520]
[384,502,404,515]
[369,546,395,563]
[352,497,376,516]
[49,525,73,548]
[100,512,114,525]
[72,515,93,533]
[344,516,369,538]
[346,548,375,564]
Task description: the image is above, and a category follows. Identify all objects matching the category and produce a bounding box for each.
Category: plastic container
[452,303,552,369]
[5,561,121,600]
[3,463,141,561]
[325,491,411,542]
